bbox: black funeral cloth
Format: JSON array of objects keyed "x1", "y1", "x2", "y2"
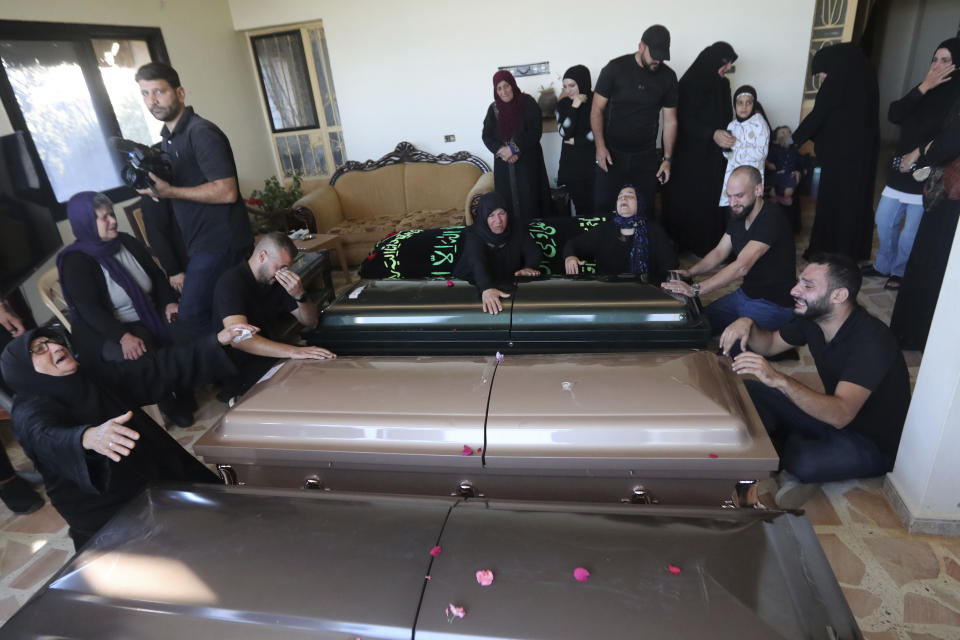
[
  {"x1": 793, "y1": 43, "x2": 879, "y2": 261},
  {"x1": 779, "y1": 307, "x2": 910, "y2": 457},
  {"x1": 358, "y1": 217, "x2": 613, "y2": 280},
  {"x1": 562, "y1": 219, "x2": 677, "y2": 283},
  {"x1": 1, "y1": 329, "x2": 227, "y2": 539},
  {"x1": 482, "y1": 94, "x2": 552, "y2": 222},
  {"x1": 726, "y1": 201, "x2": 796, "y2": 307},
  {"x1": 664, "y1": 42, "x2": 737, "y2": 256}
]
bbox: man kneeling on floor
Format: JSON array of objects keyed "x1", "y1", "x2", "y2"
[
  {"x1": 719, "y1": 252, "x2": 910, "y2": 509},
  {"x1": 212, "y1": 232, "x2": 335, "y2": 402}
]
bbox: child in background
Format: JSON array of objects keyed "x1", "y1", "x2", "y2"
[
  {"x1": 766, "y1": 126, "x2": 802, "y2": 206},
  {"x1": 719, "y1": 85, "x2": 770, "y2": 208}
]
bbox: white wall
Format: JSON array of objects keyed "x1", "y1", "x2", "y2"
[{"x1": 229, "y1": 0, "x2": 816, "y2": 182}]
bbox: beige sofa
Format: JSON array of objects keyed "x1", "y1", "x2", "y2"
[{"x1": 293, "y1": 142, "x2": 492, "y2": 266}]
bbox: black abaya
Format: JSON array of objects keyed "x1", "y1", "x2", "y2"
[
  {"x1": 483, "y1": 94, "x2": 552, "y2": 223},
  {"x1": 890, "y1": 114, "x2": 960, "y2": 350},
  {"x1": 1, "y1": 330, "x2": 229, "y2": 547},
  {"x1": 664, "y1": 42, "x2": 737, "y2": 256},
  {"x1": 793, "y1": 43, "x2": 879, "y2": 261}
]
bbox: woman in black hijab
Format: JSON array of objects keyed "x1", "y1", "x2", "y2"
[
  {"x1": 482, "y1": 70, "x2": 552, "y2": 223},
  {"x1": 864, "y1": 38, "x2": 960, "y2": 289},
  {"x1": 453, "y1": 192, "x2": 542, "y2": 314},
  {"x1": 664, "y1": 41, "x2": 738, "y2": 256},
  {"x1": 793, "y1": 42, "x2": 880, "y2": 262},
  {"x1": 0, "y1": 322, "x2": 254, "y2": 549},
  {"x1": 557, "y1": 64, "x2": 596, "y2": 215}
]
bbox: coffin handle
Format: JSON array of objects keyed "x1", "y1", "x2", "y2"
[
  {"x1": 216, "y1": 465, "x2": 239, "y2": 486},
  {"x1": 723, "y1": 480, "x2": 760, "y2": 508},
  {"x1": 621, "y1": 486, "x2": 658, "y2": 505}
]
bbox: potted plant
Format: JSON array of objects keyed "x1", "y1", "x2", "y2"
[{"x1": 245, "y1": 174, "x2": 303, "y2": 234}]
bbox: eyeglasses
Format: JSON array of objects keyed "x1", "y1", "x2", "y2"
[{"x1": 29, "y1": 337, "x2": 63, "y2": 355}]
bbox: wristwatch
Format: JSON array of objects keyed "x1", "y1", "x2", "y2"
[
  {"x1": 294, "y1": 293, "x2": 307, "y2": 303},
  {"x1": 691, "y1": 283, "x2": 701, "y2": 296},
  {"x1": 662, "y1": 156, "x2": 672, "y2": 162}
]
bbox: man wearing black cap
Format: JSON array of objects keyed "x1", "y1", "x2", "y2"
[{"x1": 591, "y1": 24, "x2": 678, "y2": 214}]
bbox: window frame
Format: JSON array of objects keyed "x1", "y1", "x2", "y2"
[
  {"x1": 0, "y1": 19, "x2": 169, "y2": 212},
  {"x1": 250, "y1": 29, "x2": 321, "y2": 134}
]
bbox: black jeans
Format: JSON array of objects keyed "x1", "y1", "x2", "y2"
[
  {"x1": 593, "y1": 148, "x2": 659, "y2": 215},
  {"x1": 745, "y1": 379, "x2": 894, "y2": 483}
]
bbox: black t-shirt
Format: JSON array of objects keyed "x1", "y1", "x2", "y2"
[
  {"x1": 212, "y1": 262, "x2": 298, "y2": 338},
  {"x1": 594, "y1": 53, "x2": 679, "y2": 153},
  {"x1": 160, "y1": 107, "x2": 253, "y2": 256},
  {"x1": 727, "y1": 201, "x2": 796, "y2": 307},
  {"x1": 778, "y1": 306, "x2": 911, "y2": 456}
]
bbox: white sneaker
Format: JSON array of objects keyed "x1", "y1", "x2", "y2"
[{"x1": 774, "y1": 471, "x2": 820, "y2": 510}]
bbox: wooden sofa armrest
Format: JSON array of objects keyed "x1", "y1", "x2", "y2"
[
  {"x1": 464, "y1": 172, "x2": 495, "y2": 226},
  {"x1": 294, "y1": 184, "x2": 345, "y2": 233}
]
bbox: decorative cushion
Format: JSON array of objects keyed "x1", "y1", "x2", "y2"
[{"x1": 359, "y1": 217, "x2": 609, "y2": 280}]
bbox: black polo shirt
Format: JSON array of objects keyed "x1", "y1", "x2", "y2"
[
  {"x1": 212, "y1": 262, "x2": 298, "y2": 339},
  {"x1": 778, "y1": 306, "x2": 911, "y2": 456},
  {"x1": 727, "y1": 201, "x2": 796, "y2": 307},
  {"x1": 594, "y1": 53, "x2": 679, "y2": 154},
  {"x1": 160, "y1": 106, "x2": 253, "y2": 256}
]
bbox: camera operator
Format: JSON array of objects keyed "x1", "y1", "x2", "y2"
[{"x1": 134, "y1": 62, "x2": 253, "y2": 336}]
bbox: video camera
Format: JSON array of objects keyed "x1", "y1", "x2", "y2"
[{"x1": 109, "y1": 137, "x2": 172, "y2": 191}]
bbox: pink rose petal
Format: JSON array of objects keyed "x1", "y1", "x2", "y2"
[
  {"x1": 475, "y1": 569, "x2": 494, "y2": 586},
  {"x1": 446, "y1": 280, "x2": 455, "y2": 287},
  {"x1": 668, "y1": 564, "x2": 681, "y2": 575},
  {"x1": 446, "y1": 603, "x2": 466, "y2": 620},
  {"x1": 495, "y1": 351, "x2": 504, "y2": 362},
  {"x1": 573, "y1": 567, "x2": 590, "y2": 582},
  {"x1": 429, "y1": 545, "x2": 442, "y2": 557},
  {"x1": 461, "y1": 445, "x2": 474, "y2": 456},
  {"x1": 708, "y1": 453, "x2": 719, "y2": 459}
]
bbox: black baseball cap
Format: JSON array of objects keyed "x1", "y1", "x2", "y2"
[{"x1": 642, "y1": 24, "x2": 671, "y2": 61}]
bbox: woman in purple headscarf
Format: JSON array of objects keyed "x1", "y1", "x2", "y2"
[
  {"x1": 57, "y1": 192, "x2": 192, "y2": 426},
  {"x1": 482, "y1": 70, "x2": 551, "y2": 223}
]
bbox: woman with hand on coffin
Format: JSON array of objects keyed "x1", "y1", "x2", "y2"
[
  {"x1": 0, "y1": 321, "x2": 256, "y2": 550},
  {"x1": 57, "y1": 192, "x2": 194, "y2": 428},
  {"x1": 556, "y1": 64, "x2": 596, "y2": 215},
  {"x1": 563, "y1": 184, "x2": 677, "y2": 283},
  {"x1": 453, "y1": 192, "x2": 542, "y2": 315},
  {"x1": 482, "y1": 70, "x2": 551, "y2": 223},
  {"x1": 663, "y1": 41, "x2": 738, "y2": 257},
  {"x1": 792, "y1": 42, "x2": 879, "y2": 262}
]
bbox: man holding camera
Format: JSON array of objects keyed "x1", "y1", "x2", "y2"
[{"x1": 135, "y1": 61, "x2": 253, "y2": 336}]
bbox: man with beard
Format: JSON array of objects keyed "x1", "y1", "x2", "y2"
[
  {"x1": 135, "y1": 62, "x2": 253, "y2": 336},
  {"x1": 661, "y1": 166, "x2": 795, "y2": 335},
  {"x1": 212, "y1": 232, "x2": 335, "y2": 401},
  {"x1": 718, "y1": 253, "x2": 911, "y2": 508},
  {"x1": 591, "y1": 24, "x2": 678, "y2": 213}
]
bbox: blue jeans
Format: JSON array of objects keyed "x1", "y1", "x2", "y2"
[
  {"x1": 176, "y1": 251, "x2": 245, "y2": 337},
  {"x1": 873, "y1": 194, "x2": 923, "y2": 277},
  {"x1": 704, "y1": 288, "x2": 794, "y2": 335},
  {"x1": 745, "y1": 380, "x2": 894, "y2": 482}
]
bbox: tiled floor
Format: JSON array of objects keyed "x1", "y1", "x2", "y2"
[{"x1": 0, "y1": 199, "x2": 957, "y2": 637}]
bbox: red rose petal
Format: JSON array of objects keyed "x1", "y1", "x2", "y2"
[
  {"x1": 573, "y1": 567, "x2": 590, "y2": 582},
  {"x1": 446, "y1": 603, "x2": 466, "y2": 619},
  {"x1": 429, "y1": 545, "x2": 442, "y2": 557},
  {"x1": 708, "y1": 453, "x2": 719, "y2": 458},
  {"x1": 668, "y1": 564, "x2": 681, "y2": 575},
  {"x1": 446, "y1": 280, "x2": 455, "y2": 287},
  {"x1": 461, "y1": 445, "x2": 474, "y2": 456}
]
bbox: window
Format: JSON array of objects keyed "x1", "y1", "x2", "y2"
[
  {"x1": 248, "y1": 21, "x2": 345, "y2": 180},
  {"x1": 0, "y1": 20, "x2": 168, "y2": 210}
]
